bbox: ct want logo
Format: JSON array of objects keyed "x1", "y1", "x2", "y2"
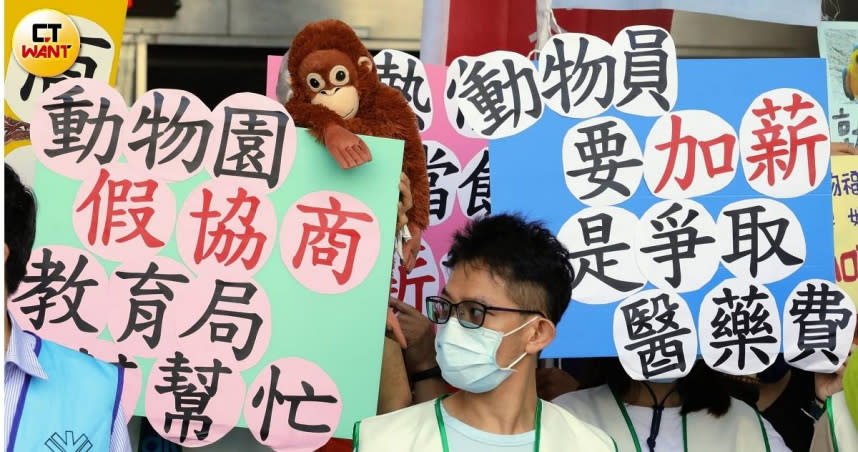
[
  {"x1": 44, "y1": 431, "x2": 92, "y2": 452},
  {"x1": 13, "y1": 9, "x2": 81, "y2": 77}
]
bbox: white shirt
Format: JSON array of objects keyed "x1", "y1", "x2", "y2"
[{"x1": 624, "y1": 404, "x2": 791, "y2": 452}]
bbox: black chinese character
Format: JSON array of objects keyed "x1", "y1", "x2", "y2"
[
  {"x1": 841, "y1": 171, "x2": 858, "y2": 196},
  {"x1": 541, "y1": 36, "x2": 615, "y2": 114},
  {"x1": 12, "y1": 248, "x2": 98, "y2": 333},
  {"x1": 788, "y1": 282, "x2": 852, "y2": 365},
  {"x1": 214, "y1": 108, "x2": 289, "y2": 188},
  {"x1": 621, "y1": 293, "x2": 692, "y2": 378},
  {"x1": 709, "y1": 285, "x2": 777, "y2": 370},
  {"x1": 569, "y1": 213, "x2": 643, "y2": 293},
  {"x1": 832, "y1": 108, "x2": 852, "y2": 143},
  {"x1": 639, "y1": 202, "x2": 716, "y2": 288},
  {"x1": 721, "y1": 205, "x2": 804, "y2": 278},
  {"x1": 180, "y1": 280, "x2": 262, "y2": 362},
  {"x1": 617, "y1": 29, "x2": 671, "y2": 111},
  {"x1": 565, "y1": 119, "x2": 641, "y2": 199},
  {"x1": 42, "y1": 84, "x2": 122, "y2": 165},
  {"x1": 459, "y1": 150, "x2": 491, "y2": 218},
  {"x1": 425, "y1": 144, "x2": 460, "y2": 222},
  {"x1": 128, "y1": 92, "x2": 212, "y2": 173},
  {"x1": 154, "y1": 351, "x2": 233, "y2": 443},
  {"x1": 452, "y1": 58, "x2": 541, "y2": 136},
  {"x1": 250, "y1": 365, "x2": 338, "y2": 440},
  {"x1": 832, "y1": 174, "x2": 842, "y2": 197},
  {"x1": 115, "y1": 262, "x2": 190, "y2": 349},
  {"x1": 376, "y1": 52, "x2": 431, "y2": 129}
]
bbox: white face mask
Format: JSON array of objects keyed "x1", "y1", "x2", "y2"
[{"x1": 435, "y1": 316, "x2": 538, "y2": 393}]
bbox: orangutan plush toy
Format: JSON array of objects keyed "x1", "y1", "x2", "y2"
[{"x1": 285, "y1": 19, "x2": 429, "y2": 274}]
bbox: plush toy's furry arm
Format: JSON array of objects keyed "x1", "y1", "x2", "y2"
[{"x1": 344, "y1": 87, "x2": 430, "y2": 231}]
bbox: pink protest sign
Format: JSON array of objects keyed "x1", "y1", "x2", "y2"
[
  {"x1": 172, "y1": 276, "x2": 272, "y2": 371},
  {"x1": 204, "y1": 92, "x2": 297, "y2": 194},
  {"x1": 266, "y1": 55, "x2": 283, "y2": 101},
  {"x1": 244, "y1": 357, "x2": 343, "y2": 452},
  {"x1": 145, "y1": 350, "x2": 246, "y2": 446},
  {"x1": 280, "y1": 191, "x2": 381, "y2": 294},
  {"x1": 9, "y1": 245, "x2": 110, "y2": 344},
  {"x1": 107, "y1": 256, "x2": 196, "y2": 359},
  {"x1": 120, "y1": 89, "x2": 213, "y2": 182},
  {"x1": 72, "y1": 164, "x2": 176, "y2": 262},
  {"x1": 176, "y1": 179, "x2": 278, "y2": 278},
  {"x1": 29, "y1": 77, "x2": 126, "y2": 180}
]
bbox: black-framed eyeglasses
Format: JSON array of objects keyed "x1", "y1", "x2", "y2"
[{"x1": 425, "y1": 296, "x2": 545, "y2": 329}]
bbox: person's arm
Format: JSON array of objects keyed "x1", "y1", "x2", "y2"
[
  {"x1": 109, "y1": 408, "x2": 132, "y2": 452},
  {"x1": 377, "y1": 336, "x2": 412, "y2": 414},
  {"x1": 390, "y1": 299, "x2": 447, "y2": 403}
]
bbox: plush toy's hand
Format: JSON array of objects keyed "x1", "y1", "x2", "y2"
[
  {"x1": 397, "y1": 172, "x2": 413, "y2": 232},
  {"x1": 402, "y1": 225, "x2": 422, "y2": 273},
  {"x1": 322, "y1": 124, "x2": 372, "y2": 169}
]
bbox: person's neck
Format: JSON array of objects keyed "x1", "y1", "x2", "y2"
[
  {"x1": 624, "y1": 381, "x2": 681, "y2": 408},
  {"x1": 443, "y1": 366, "x2": 538, "y2": 435}
]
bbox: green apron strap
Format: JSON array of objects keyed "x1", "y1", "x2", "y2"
[
  {"x1": 609, "y1": 387, "x2": 643, "y2": 452},
  {"x1": 827, "y1": 396, "x2": 841, "y2": 452},
  {"x1": 435, "y1": 396, "x2": 451, "y2": 452},
  {"x1": 754, "y1": 411, "x2": 771, "y2": 452}
]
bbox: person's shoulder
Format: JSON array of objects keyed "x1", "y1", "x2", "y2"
[
  {"x1": 541, "y1": 399, "x2": 616, "y2": 449},
  {"x1": 360, "y1": 399, "x2": 437, "y2": 428},
  {"x1": 552, "y1": 384, "x2": 607, "y2": 409},
  {"x1": 39, "y1": 337, "x2": 117, "y2": 374},
  {"x1": 354, "y1": 399, "x2": 439, "y2": 451}
]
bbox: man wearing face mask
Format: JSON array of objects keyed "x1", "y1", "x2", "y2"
[{"x1": 353, "y1": 214, "x2": 615, "y2": 451}]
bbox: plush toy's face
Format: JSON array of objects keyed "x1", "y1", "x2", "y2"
[{"x1": 298, "y1": 49, "x2": 372, "y2": 120}]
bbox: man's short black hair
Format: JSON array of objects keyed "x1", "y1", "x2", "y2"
[
  {"x1": 444, "y1": 213, "x2": 574, "y2": 324},
  {"x1": 5, "y1": 164, "x2": 37, "y2": 295}
]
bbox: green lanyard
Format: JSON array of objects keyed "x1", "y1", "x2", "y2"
[
  {"x1": 609, "y1": 387, "x2": 689, "y2": 452},
  {"x1": 433, "y1": 395, "x2": 542, "y2": 452}
]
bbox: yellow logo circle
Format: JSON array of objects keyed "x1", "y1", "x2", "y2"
[{"x1": 12, "y1": 9, "x2": 81, "y2": 78}]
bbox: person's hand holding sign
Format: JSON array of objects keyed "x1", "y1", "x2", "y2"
[{"x1": 832, "y1": 142, "x2": 858, "y2": 156}]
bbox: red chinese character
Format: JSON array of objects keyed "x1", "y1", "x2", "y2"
[
  {"x1": 835, "y1": 246, "x2": 858, "y2": 284},
  {"x1": 746, "y1": 93, "x2": 827, "y2": 187},
  {"x1": 76, "y1": 168, "x2": 164, "y2": 247},
  {"x1": 191, "y1": 187, "x2": 266, "y2": 270},
  {"x1": 654, "y1": 114, "x2": 736, "y2": 193},
  {"x1": 292, "y1": 197, "x2": 373, "y2": 286},
  {"x1": 390, "y1": 245, "x2": 436, "y2": 313}
]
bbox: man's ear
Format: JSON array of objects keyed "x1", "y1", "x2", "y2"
[
  {"x1": 4, "y1": 244, "x2": 8, "y2": 263},
  {"x1": 357, "y1": 56, "x2": 373, "y2": 72},
  {"x1": 525, "y1": 318, "x2": 556, "y2": 355}
]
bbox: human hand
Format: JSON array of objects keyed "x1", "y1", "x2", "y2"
[
  {"x1": 401, "y1": 226, "x2": 422, "y2": 273},
  {"x1": 397, "y1": 172, "x2": 413, "y2": 232},
  {"x1": 389, "y1": 298, "x2": 437, "y2": 375},
  {"x1": 832, "y1": 142, "x2": 858, "y2": 156}
]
